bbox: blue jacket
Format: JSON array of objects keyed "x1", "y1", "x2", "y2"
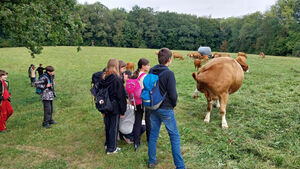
[{"x1": 149, "y1": 65, "x2": 177, "y2": 109}]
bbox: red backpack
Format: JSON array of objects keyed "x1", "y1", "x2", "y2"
[{"x1": 125, "y1": 73, "x2": 146, "y2": 108}]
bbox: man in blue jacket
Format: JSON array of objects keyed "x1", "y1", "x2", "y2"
[{"x1": 147, "y1": 48, "x2": 186, "y2": 169}]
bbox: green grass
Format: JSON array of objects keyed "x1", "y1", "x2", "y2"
[{"x1": 0, "y1": 46, "x2": 299, "y2": 169}]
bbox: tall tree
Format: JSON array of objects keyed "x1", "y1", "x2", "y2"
[{"x1": 0, "y1": 0, "x2": 83, "y2": 57}]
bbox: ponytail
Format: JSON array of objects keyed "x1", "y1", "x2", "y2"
[
  {"x1": 131, "y1": 58, "x2": 149, "y2": 79},
  {"x1": 131, "y1": 68, "x2": 140, "y2": 79}
]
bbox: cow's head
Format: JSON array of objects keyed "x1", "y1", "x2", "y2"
[{"x1": 236, "y1": 57, "x2": 249, "y2": 72}]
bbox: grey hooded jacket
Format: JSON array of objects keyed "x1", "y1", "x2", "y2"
[{"x1": 34, "y1": 73, "x2": 56, "y2": 100}]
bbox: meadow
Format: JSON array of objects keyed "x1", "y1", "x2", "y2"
[{"x1": 0, "y1": 46, "x2": 299, "y2": 169}]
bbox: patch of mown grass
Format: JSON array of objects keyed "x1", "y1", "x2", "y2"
[{"x1": 0, "y1": 47, "x2": 299, "y2": 168}]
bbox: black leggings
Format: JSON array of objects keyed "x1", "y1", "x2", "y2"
[{"x1": 133, "y1": 104, "x2": 151, "y2": 145}]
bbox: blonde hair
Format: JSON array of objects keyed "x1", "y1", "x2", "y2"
[{"x1": 103, "y1": 58, "x2": 120, "y2": 79}]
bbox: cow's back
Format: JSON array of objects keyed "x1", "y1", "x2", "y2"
[{"x1": 197, "y1": 57, "x2": 244, "y2": 94}]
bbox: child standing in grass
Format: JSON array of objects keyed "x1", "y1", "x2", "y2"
[
  {"x1": 130, "y1": 58, "x2": 151, "y2": 150},
  {"x1": 36, "y1": 64, "x2": 45, "y2": 78},
  {"x1": 0, "y1": 70, "x2": 14, "y2": 133},
  {"x1": 30, "y1": 65, "x2": 37, "y2": 87},
  {"x1": 147, "y1": 48, "x2": 186, "y2": 169},
  {"x1": 97, "y1": 59, "x2": 127, "y2": 154},
  {"x1": 34, "y1": 66, "x2": 56, "y2": 128}
]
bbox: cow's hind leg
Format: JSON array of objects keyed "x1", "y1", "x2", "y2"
[
  {"x1": 219, "y1": 93, "x2": 229, "y2": 128},
  {"x1": 204, "y1": 98, "x2": 213, "y2": 123}
]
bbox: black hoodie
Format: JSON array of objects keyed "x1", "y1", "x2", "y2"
[
  {"x1": 97, "y1": 72, "x2": 127, "y2": 115},
  {"x1": 149, "y1": 65, "x2": 177, "y2": 109}
]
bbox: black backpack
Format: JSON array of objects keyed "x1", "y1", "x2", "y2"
[{"x1": 90, "y1": 82, "x2": 113, "y2": 114}]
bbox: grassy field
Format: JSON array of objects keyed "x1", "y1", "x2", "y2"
[{"x1": 0, "y1": 46, "x2": 299, "y2": 169}]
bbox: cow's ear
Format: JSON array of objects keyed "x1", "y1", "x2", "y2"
[{"x1": 192, "y1": 72, "x2": 198, "y2": 81}]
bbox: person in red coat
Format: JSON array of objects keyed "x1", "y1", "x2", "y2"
[{"x1": 0, "y1": 70, "x2": 13, "y2": 132}]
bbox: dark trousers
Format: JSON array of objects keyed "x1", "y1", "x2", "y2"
[
  {"x1": 42, "y1": 100, "x2": 54, "y2": 126},
  {"x1": 133, "y1": 105, "x2": 151, "y2": 145},
  {"x1": 104, "y1": 113, "x2": 120, "y2": 152}
]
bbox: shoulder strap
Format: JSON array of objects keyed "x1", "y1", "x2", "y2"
[
  {"x1": 137, "y1": 72, "x2": 147, "y2": 80},
  {"x1": 44, "y1": 74, "x2": 51, "y2": 84}
]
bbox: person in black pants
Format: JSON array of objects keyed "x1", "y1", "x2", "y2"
[
  {"x1": 36, "y1": 64, "x2": 45, "y2": 78},
  {"x1": 34, "y1": 66, "x2": 56, "y2": 128},
  {"x1": 130, "y1": 58, "x2": 151, "y2": 151},
  {"x1": 96, "y1": 59, "x2": 127, "y2": 154}
]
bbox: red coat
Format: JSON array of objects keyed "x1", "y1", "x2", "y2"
[{"x1": 0, "y1": 80, "x2": 13, "y2": 131}]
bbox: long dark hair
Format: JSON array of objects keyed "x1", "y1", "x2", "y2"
[{"x1": 131, "y1": 58, "x2": 149, "y2": 79}]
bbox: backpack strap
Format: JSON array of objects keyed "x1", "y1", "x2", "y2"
[
  {"x1": 137, "y1": 72, "x2": 147, "y2": 80},
  {"x1": 44, "y1": 74, "x2": 51, "y2": 84}
]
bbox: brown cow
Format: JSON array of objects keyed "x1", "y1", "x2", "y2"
[
  {"x1": 194, "y1": 59, "x2": 202, "y2": 70},
  {"x1": 126, "y1": 62, "x2": 135, "y2": 72},
  {"x1": 260, "y1": 52, "x2": 265, "y2": 58},
  {"x1": 187, "y1": 53, "x2": 193, "y2": 58},
  {"x1": 192, "y1": 57, "x2": 245, "y2": 128},
  {"x1": 192, "y1": 52, "x2": 201, "y2": 59},
  {"x1": 200, "y1": 55, "x2": 209, "y2": 62},
  {"x1": 155, "y1": 51, "x2": 159, "y2": 55},
  {"x1": 173, "y1": 52, "x2": 184, "y2": 60},
  {"x1": 214, "y1": 52, "x2": 230, "y2": 58}
]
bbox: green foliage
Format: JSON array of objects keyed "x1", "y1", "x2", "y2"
[
  {"x1": 293, "y1": 41, "x2": 300, "y2": 56},
  {"x1": 0, "y1": 0, "x2": 83, "y2": 57},
  {"x1": 1, "y1": 0, "x2": 300, "y2": 57}
]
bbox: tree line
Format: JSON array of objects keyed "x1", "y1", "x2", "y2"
[{"x1": 0, "y1": 0, "x2": 299, "y2": 57}]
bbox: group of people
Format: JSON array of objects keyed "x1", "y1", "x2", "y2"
[
  {"x1": 1, "y1": 47, "x2": 186, "y2": 168},
  {"x1": 92, "y1": 48, "x2": 186, "y2": 168},
  {"x1": 28, "y1": 64, "x2": 45, "y2": 86}
]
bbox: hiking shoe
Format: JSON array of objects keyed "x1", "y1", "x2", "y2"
[
  {"x1": 50, "y1": 121, "x2": 57, "y2": 125},
  {"x1": 106, "y1": 147, "x2": 121, "y2": 154},
  {"x1": 148, "y1": 160, "x2": 158, "y2": 168},
  {"x1": 42, "y1": 124, "x2": 51, "y2": 128},
  {"x1": 134, "y1": 144, "x2": 140, "y2": 151}
]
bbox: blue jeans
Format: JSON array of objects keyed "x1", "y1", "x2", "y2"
[{"x1": 148, "y1": 109, "x2": 185, "y2": 169}]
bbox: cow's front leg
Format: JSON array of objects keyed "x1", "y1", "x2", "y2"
[{"x1": 204, "y1": 99, "x2": 213, "y2": 123}]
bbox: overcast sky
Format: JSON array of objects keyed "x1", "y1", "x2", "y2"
[{"x1": 77, "y1": 0, "x2": 277, "y2": 18}]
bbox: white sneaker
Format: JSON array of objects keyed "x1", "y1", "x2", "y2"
[{"x1": 106, "y1": 147, "x2": 121, "y2": 154}]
